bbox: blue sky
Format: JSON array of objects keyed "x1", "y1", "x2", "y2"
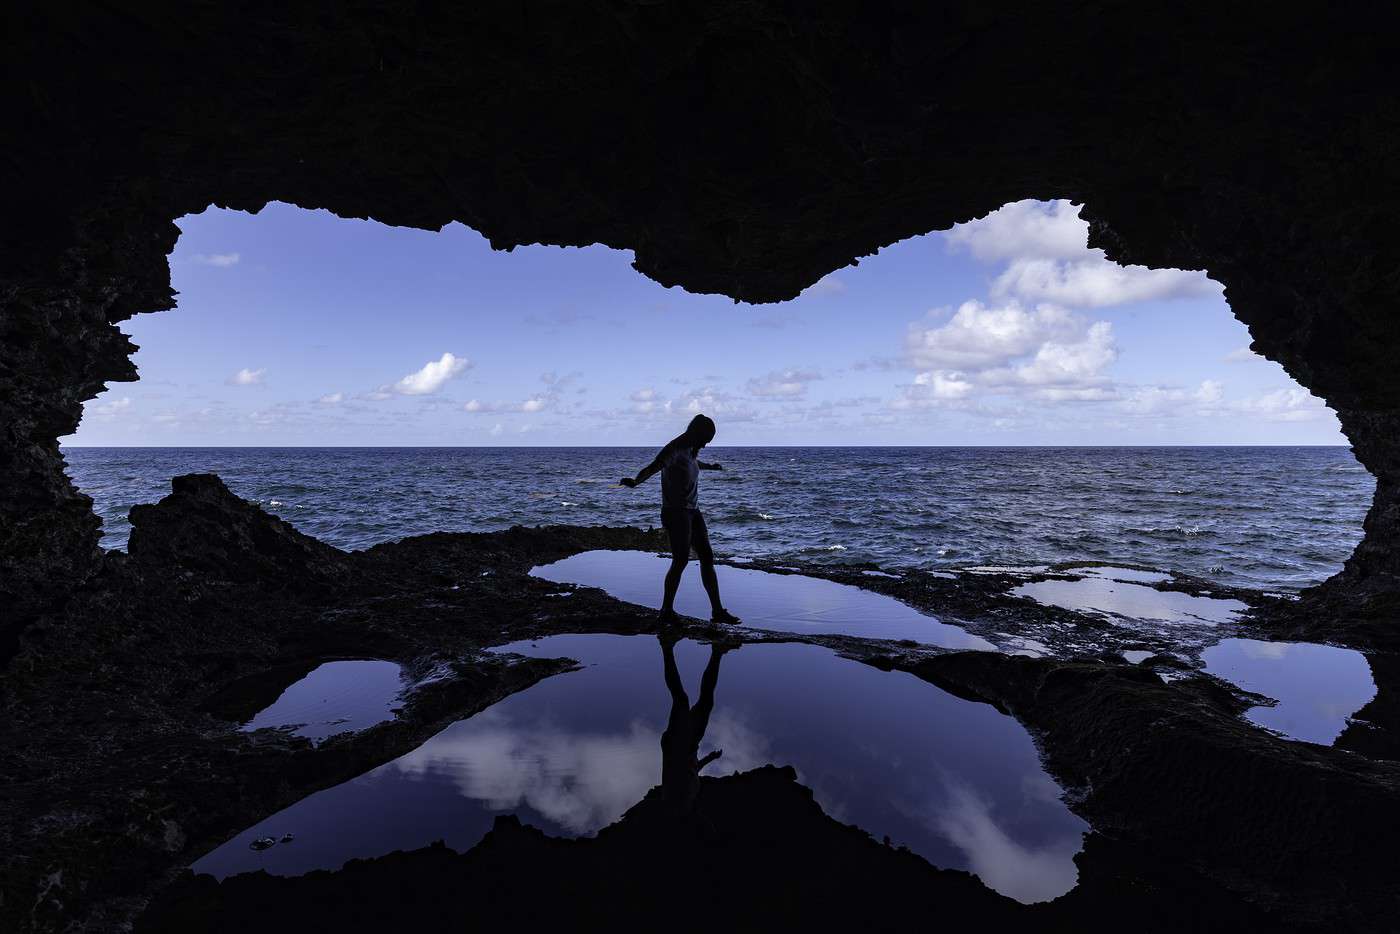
[{"x1": 66, "y1": 199, "x2": 1346, "y2": 446}]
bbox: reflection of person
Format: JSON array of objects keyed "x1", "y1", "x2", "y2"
[
  {"x1": 658, "y1": 634, "x2": 736, "y2": 814},
  {"x1": 620, "y1": 413, "x2": 740, "y2": 625}
]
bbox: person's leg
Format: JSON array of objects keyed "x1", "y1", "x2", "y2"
[
  {"x1": 690, "y1": 643, "x2": 725, "y2": 738},
  {"x1": 660, "y1": 636, "x2": 689, "y2": 710},
  {"x1": 661, "y1": 509, "x2": 691, "y2": 615},
  {"x1": 690, "y1": 511, "x2": 725, "y2": 616}
]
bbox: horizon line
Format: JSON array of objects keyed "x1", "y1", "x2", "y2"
[{"x1": 60, "y1": 442, "x2": 1355, "y2": 449}]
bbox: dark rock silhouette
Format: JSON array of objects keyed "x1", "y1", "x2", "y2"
[
  {"x1": 0, "y1": 475, "x2": 665, "y2": 931},
  {"x1": 127, "y1": 474, "x2": 352, "y2": 586},
  {"x1": 138, "y1": 767, "x2": 1027, "y2": 933},
  {"x1": 2, "y1": 475, "x2": 1397, "y2": 930},
  {"x1": 4, "y1": 5, "x2": 1400, "y2": 648},
  {"x1": 137, "y1": 766, "x2": 1301, "y2": 933},
  {"x1": 5, "y1": 6, "x2": 1400, "y2": 929}
]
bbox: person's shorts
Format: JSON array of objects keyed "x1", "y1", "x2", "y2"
[{"x1": 661, "y1": 507, "x2": 711, "y2": 560}]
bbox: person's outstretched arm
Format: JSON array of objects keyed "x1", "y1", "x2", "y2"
[
  {"x1": 621, "y1": 447, "x2": 669, "y2": 487},
  {"x1": 697, "y1": 460, "x2": 724, "y2": 471}
]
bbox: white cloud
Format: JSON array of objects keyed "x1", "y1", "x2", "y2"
[
  {"x1": 391, "y1": 352, "x2": 470, "y2": 395},
  {"x1": 933, "y1": 781, "x2": 1082, "y2": 904},
  {"x1": 906, "y1": 301, "x2": 1084, "y2": 371},
  {"x1": 801, "y1": 273, "x2": 847, "y2": 297},
  {"x1": 746, "y1": 369, "x2": 822, "y2": 399},
  {"x1": 1001, "y1": 320, "x2": 1118, "y2": 389},
  {"x1": 945, "y1": 199, "x2": 1090, "y2": 262},
  {"x1": 1115, "y1": 381, "x2": 1333, "y2": 424},
  {"x1": 317, "y1": 392, "x2": 344, "y2": 405},
  {"x1": 912, "y1": 370, "x2": 973, "y2": 400},
  {"x1": 89, "y1": 396, "x2": 132, "y2": 419},
  {"x1": 465, "y1": 395, "x2": 549, "y2": 414},
  {"x1": 1233, "y1": 387, "x2": 1329, "y2": 422},
  {"x1": 464, "y1": 372, "x2": 574, "y2": 415},
  {"x1": 680, "y1": 386, "x2": 756, "y2": 422},
  {"x1": 1120, "y1": 380, "x2": 1224, "y2": 416},
  {"x1": 901, "y1": 301, "x2": 1118, "y2": 405},
  {"x1": 624, "y1": 388, "x2": 672, "y2": 415},
  {"x1": 1224, "y1": 344, "x2": 1261, "y2": 363},
  {"x1": 228, "y1": 367, "x2": 266, "y2": 386},
  {"x1": 1197, "y1": 379, "x2": 1225, "y2": 403},
  {"x1": 991, "y1": 257, "x2": 1217, "y2": 308},
  {"x1": 946, "y1": 200, "x2": 1218, "y2": 309},
  {"x1": 191, "y1": 252, "x2": 241, "y2": 267},
  {"x1": 490, "y1": 423, "x2": 504, "y2": 436}
]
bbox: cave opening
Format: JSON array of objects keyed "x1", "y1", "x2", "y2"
[
  {"x1": 11, "y1": 7, "x2": 1400, "y2": 929},
  {"x1": 60, "y1": 199, "x2": 1368, "y2": 593}
]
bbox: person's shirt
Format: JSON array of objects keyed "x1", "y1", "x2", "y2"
[{"x1": 659, "y1": 444, "x2": 700, "y2": 510}]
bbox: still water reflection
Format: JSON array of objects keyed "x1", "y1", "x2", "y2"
[
  {"x1": 240, "y1": 660, "x2": 404, "y2": 744},
  {"x1": 1202, "y1": 638, "x2": 1377, "y2": 745},
  {"x1": 197, "y1": 635, "x2": 1084, "y2": 903},
  {"x1": 532, "y1": 550, "x2": 995, "y2": 650},
  {"x1": 1012, "y1": 576, "x2": 1245, "y2": 625}
]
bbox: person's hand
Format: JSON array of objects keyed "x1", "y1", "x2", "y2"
[
  {"x1": 710, "y1": 462, "x2": 724, "y2": 470},
  {"x1": 620, "y1": 477, "x2": 638, "y2": 488}
]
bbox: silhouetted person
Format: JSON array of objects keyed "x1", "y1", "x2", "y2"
[
  {"x1": 658, "y1": 633, "x2": 735, "y2": 814},
  {"x1": 621, "y1": 413, "x2": 740, "y2": 625}
]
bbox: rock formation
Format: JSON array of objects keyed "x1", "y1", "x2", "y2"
[
  {"x1": 4, "y1": 4, "x2": 1400, "y2": 646},
  {"x1": 6, "y1": 5, "x2": 1400, "y2": 931}
]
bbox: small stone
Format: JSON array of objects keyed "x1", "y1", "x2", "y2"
[
  {"x1": 279, "y1": 833, "x2": 295, "y2": 844},
  {"x1": 249, "y1": 836, "x2": 276, "y2": 851}
]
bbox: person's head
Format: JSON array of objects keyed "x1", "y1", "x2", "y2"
[{"x1": 684, "y1": 413, "x2": 716, "y2": 451}]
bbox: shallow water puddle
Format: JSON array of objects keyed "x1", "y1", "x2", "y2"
[
  {"x1": 240, "y1": 660, "x2": 404, "y2": 743},
  {"x1": 1202, "y1": 639, "x2": 1376, "y2": 745},
  {"x1": 1012, "y1": 576, "x2": 1245, "y2": 625},
  {"x1": 197, "y1": 636, "x2": 1086, "y2": 903},
  {"x1": 531, "y1": 550, "x2": 994, "y2": 650},
  {"x1": 1075, "y1": 566, "x2": 1172, "y2": 585}
]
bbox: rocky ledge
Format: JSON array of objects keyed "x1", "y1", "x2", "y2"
[{"x1": 2, "y1": 474, "x2": 1398, "y2": 932}]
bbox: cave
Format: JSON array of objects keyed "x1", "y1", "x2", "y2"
[{"x1": 5, "y1": 4, "x2": 1400, "y2": 931}]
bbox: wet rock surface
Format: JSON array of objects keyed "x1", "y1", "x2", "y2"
[
  {"x1": 0, "y1": 477, "x2": 668, "y2": 931},
  {"x1": 2, "y1": 475, "x2": 1398, "y2": 931}
]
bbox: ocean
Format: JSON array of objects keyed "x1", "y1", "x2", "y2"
[{"x1": 62, "y1": 446, "x2": 1372, "y2": 592}]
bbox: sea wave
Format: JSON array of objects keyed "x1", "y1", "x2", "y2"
[{"x1": 62, "y1": 446, "x2": 1372, "y2": 591}]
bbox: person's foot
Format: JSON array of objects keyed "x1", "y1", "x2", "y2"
[
  {"x1": 710, "y1": 608, "x2": 741, "y2": 626},
  {"x1": 658, "y1": 608, "x2": 681, "y2": 627}
]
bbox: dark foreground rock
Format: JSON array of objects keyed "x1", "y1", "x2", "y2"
[
  {"x1": 0, "y1": 477, "x2": 669, "y2": 931},
  {"x1": 4, "y1": 475, "x2": 1399, "y2": 932},
  {"x1": 137, "y1": 764, "x2": 1298, "y2": 934},
  {"x1": 139, "y1": 766, "x2": 1022, "y2": 933}
]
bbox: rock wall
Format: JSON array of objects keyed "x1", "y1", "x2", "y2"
[{"x1": 4, "y1": 3, "x2": 1399, "y2": 641}]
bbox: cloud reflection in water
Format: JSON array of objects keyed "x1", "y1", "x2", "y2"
[{"x1": 392, "y1": 708, "x2": 774, "y2": 835}]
